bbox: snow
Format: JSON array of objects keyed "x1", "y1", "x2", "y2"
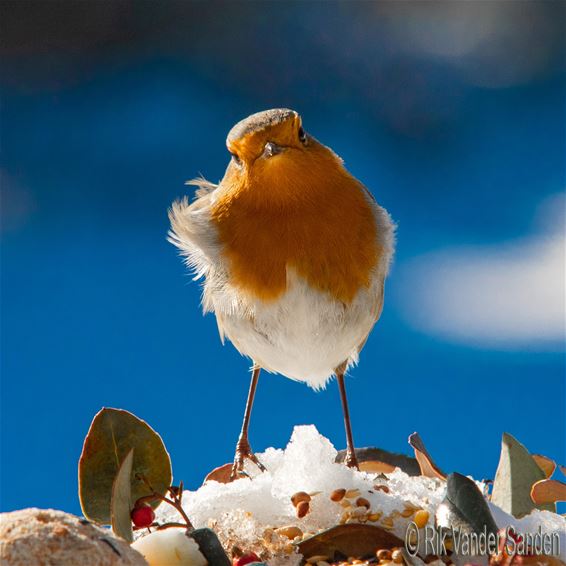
[
  {"x1": 489, "y1": 504, "x2": 566, "y2": 561},
  {"x1": 154, "y1": 425, "x2": 565, "y2": 563},
  {"x1": 157, "y1": 426, "x2": 445, "y2": 539}
]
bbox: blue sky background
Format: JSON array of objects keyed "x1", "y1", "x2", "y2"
[{"x1": 1, "y1": 2, "x2": 564, "y2": 515}]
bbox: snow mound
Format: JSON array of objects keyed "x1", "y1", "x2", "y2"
[{"x1": 155, "y1": 425, "x2": 565, "y2": 563}]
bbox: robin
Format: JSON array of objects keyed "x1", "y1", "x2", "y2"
[{"x1": 169, "y1": 108, "x2": 394, "y2": 478}]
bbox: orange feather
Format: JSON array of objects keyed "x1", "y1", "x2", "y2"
[{"x1": 211, "y1": 116, "x2": 381, "y2": 304}]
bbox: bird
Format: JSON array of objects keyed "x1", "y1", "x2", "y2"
[{"x1": 169, "y1": 108, "x2": 394, "y2": 478}]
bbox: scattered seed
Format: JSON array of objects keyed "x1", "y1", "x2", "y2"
[
  {"x1": 414, "y1": 509, "x2": 429, "y2": 529},
  {"x1": 374, "y1": 485, "x2": 390, "y2": 493},
  {"x1": 296, "y1": 500, "x2": 310, "y2": 518},
  {"x1": 306, "y1": 556, "x2": 330, "y2": 564},
  {"x1": 381, "y1": 516, "x2": 394, "y2": 529},
  {"x1": 391, "y1": 549, "x2": 403, "y2": 564},
  {"x1": 356, "y1": 497, "x2": 371, "y2": 510},
  {"x1": 330, "y1": 488, "x2": 347, "y2": 502},
  {"x1": 368, "y1": 512, "x2": 382, "y2": 522},
  {"x1": 276, "y1": 525, "x2": 303, "y2": 539},
  {"x1": 262, "y1": 528, "x2": 275, "y2": 542},
  {"x1": 351, "y1": 506, "x2": 367, "y2": 518},
  {"x1": 377, "y1": 550, "x2": 392, "y2": 561},
  {"x1": 340, "y1": 499, "x2": 353, "y2": 509},
  {"x1": 345, "y1": 488, "x2": 360, "y2": 498},
  {"x1": 340, "y1": 511, "x2": 351, "y2": 524},
  {"x1": 400, "y1": 507, "x2": 414, "y2": 518},
  {"x1": 291, "y1": 491, "x2": 311, "y2": 507},
  {"x1": 231, "y1": 545, "x2": 243, "y2": 558}
]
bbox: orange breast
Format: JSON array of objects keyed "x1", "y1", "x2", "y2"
[{"x1": 211, "y1": 146, "x2": 381, "y2": 304}]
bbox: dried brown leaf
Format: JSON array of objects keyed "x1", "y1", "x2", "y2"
[
  {"x1": 359, "y1": 460, "x2": 396, "y2": 474},
  {"x1": 204, "y1": 463, "x2": 234, "y2": 484},
  {"x1": 531, "y1": 478, "x2": 566, "y2": 505},
  {"x1": 297, "y1": 524, "x2": 405, "y2": 561},
  {"x1": 532, "y1": 454, "x2": 556, "y2": 479},
  {"x1": 408, "y1": 433, "x2": 446, "y2": 480}
]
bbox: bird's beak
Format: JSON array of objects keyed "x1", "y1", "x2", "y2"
[{"x1": 263, "y1": 142, "x2": 284, "y2": 158}]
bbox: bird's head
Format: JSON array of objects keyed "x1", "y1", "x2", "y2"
[{"x1": 220, "y1": 108, "x2": 346, "y2": 207}]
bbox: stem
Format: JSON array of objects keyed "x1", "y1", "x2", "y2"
[
  {"x1": 152, "y1": 493, "x2": 194, "y2": 530},
  {"x1": 155, "y1": 522, "x2": 189, "y2": 531},
  {"x1": 135, "y1": 475, "x2": 193, "y2": 530}
]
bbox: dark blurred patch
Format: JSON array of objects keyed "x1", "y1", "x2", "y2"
[
  {"x1": 2, "y1": 1, "x2": 564, "y2": 137},
  {"x1": 2, "y1": 0, "x2": 132, "y2": 55}
]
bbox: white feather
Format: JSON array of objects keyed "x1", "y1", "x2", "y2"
[{"x1": 169, "y1": 182, "x2": 395, "y2": 389}]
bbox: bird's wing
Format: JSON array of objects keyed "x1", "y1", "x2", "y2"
[
  {"x1": 355, "y1": 184, "x2": 395, "y2": 355},
  {"x1": 357, "y1": 278, "x2": 385, "y2": 355},
  {"x1": 168, "y1": 177, "x2": 221, "y2": 281}
]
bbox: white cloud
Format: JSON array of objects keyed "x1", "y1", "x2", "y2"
[{"x1": 396, "y1": 194, "x2": 565, "y2": 350}]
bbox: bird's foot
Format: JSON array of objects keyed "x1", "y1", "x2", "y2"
[
  {"x1": 230, "y1": 436, "x2": 266, "y2": 480},
  {"x1": 343, "y1": 449, "x2": 359, "y2": 470}
]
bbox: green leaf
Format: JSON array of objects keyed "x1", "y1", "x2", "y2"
[
  {"x1": 491, "y1": 432, "x2": 554, "y2": 518},
  {"x1": 436, "y1": 473, "x2": 498, "y2": 537},
  {"x1": 79, "y1": 408, "x2": 172, "y2": 524},
  {"x1": 111, "y1": 448, "x2": 134, "y2": 543}
]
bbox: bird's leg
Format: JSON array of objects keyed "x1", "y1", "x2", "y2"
[
  {"x1": 231, "y1": 365, "x2": 266, "y2": 479},
  {"x1": 336, "y1": 370, "x2": 359, "y2": 470}
]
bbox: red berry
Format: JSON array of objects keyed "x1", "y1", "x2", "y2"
[
  {"x1": 233, "y1": 552, "x2": 260, "y2": 566},
  {"x1": 507, "y1": 527, "x2": 523, "y2": 544},
  {"x1": 130, "y1": 504, "x2": 155, "y2": 528}
]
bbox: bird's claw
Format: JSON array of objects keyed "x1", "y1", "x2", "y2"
[
  {"x1": 230, "y1": 437, "x2": 266, "y2": 480},
  {"x1": 343, "y1": 449, "x2": 359, "y2": 470}
]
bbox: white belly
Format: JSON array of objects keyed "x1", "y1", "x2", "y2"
[{"x1": 211, "y1": 270, "x2": 381, "y2": 390}]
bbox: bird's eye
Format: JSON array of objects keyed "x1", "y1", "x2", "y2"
[
  {"x1": 230, "y1": 152, "x2": 242, "y2": 166},
  {"x1": 298, "y1": 126, "x2": 307, "y2": 145}
]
